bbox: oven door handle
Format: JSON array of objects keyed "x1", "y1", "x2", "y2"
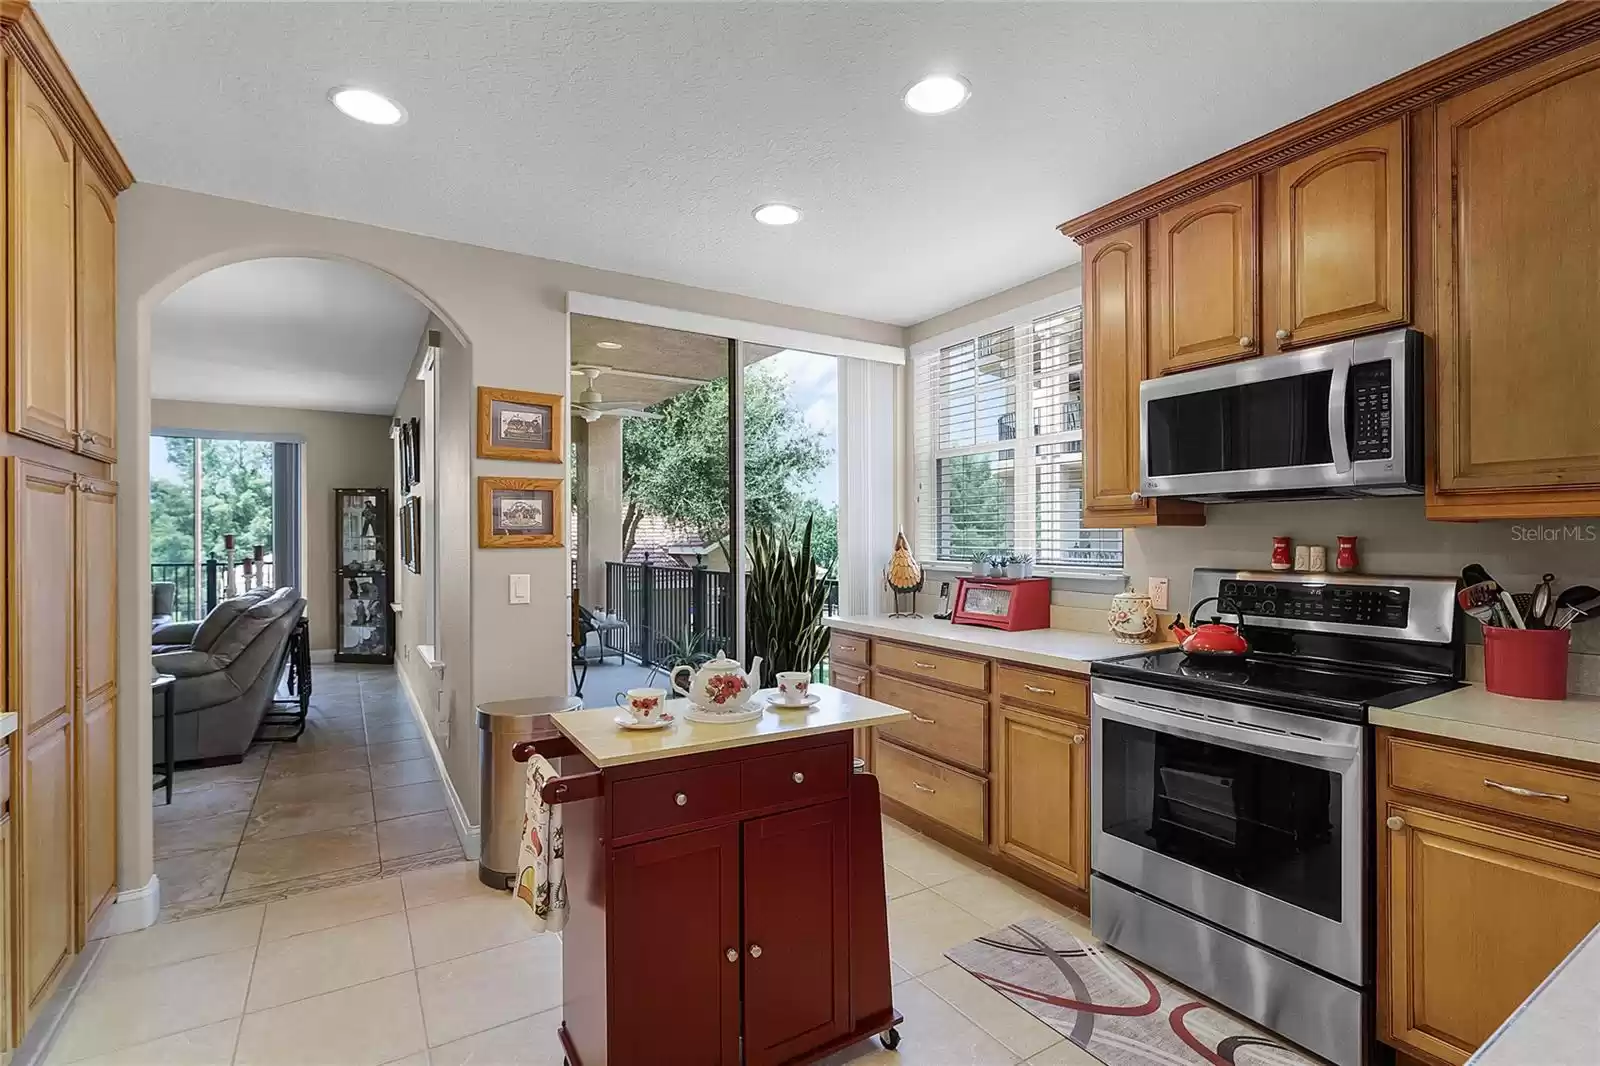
[{"x1": 1093, "y1": 693, "x2": 1360, "y2": 765}]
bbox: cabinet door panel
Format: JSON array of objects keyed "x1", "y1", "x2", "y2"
[
  {"x1": 610, "y1": 825, "x2": 740, "y2": 1066},
  {"x1": 743, "y1": 800, "x2": 850, "y2": 1066},
  {"x1": 20, "y1": 714, "x2": 72, "y2": 1018},
  {"x1": 1081, "y1": 223, "x2": 1146, "y2": 516},
  {"x1": 1275, "y1": 119, "x2": 1407, "y2": 347},
  {"x1": 0, "y1": 813, "x2": 12, "y2": 1053},
  {"x1": 77, "y1": 479, "x2": 118, "y2": 932},
  {"x1": 12, "y1": 462, "x2": 75, "y2": 738},
  {"x1": 1435, "y1": 39, "x2": 1600, "y2": 495},
  {"x1": 994, "y1": 705, "x2": 1088, "y2": 888},
  {"x1": 1381, "y1": 804, "x2": 1600, "y2": 1065},
  {"x1": 1151, "y1": 177, "x2": 1259, "y2": 374},
  {"x1": 75, "y1": 159, "x2": 116, "y2": 461},
  {"x1": 9, "y1": 63, "x2": 77, "y2": 450}
]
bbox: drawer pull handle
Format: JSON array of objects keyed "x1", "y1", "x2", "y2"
[
  {"x1": 749, "y1": 944, "x2": 763, "y2": 959},
  {"x1": 1484, "y1": 779, "x2": 1569, "y2": 802},
  {"x1": 792, "y1": 771, "x2": 805, "y2": 784},
  {"x1": 912, "y1": 781, "x2": 937, "y2": 794},
  {"x1": 1386, "y1": 815, "x2": 1405, "y2": 831},
  {"x1": 674, "y1": 792, "x2": 688, "y2": 807},
  {"x1": 1072, "y1": 733, "x2": 1085, "y2": 745},
  {"x1": 839, "y1": 643, "x2": 858, "y2": 652},
  {"x1": 1024, "y1": 684, "x2": 1055, "y2": 695},
  {"x1": 909, "y1": 713, "x2": 936, "y2": 725},
  {"x1": 726, "y1": 947, "x2": 738, "y2": 962},
  {"x1": 912, "y1": 661, "x2": 938, "y2": 670}
]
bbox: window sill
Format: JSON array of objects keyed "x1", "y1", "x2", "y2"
[{"x1": 922, "y1": 563, "x2": 1127, "y2": 589}]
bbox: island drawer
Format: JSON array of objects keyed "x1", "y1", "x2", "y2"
[
  {"x1": 829, "y1": 630, "x2": 870, "y2": 669},
  {"x1": 874, "y1": 641, "x2": 988, "y2": 694},
  {"x1": 611, "y1": 762, "x2": 742, "y2": 840},
  {"x1": 872, "y1": 673, "x2": 987, "y2": 773},
  {"x1": 995, "y1": 665, "x2": 1088, "y2": 719},
  {"x1": 874, "y1": 738, "x2": 987, "y2": 843},
  {"x1": 741, "y1": 743, "x2": 850, "y2": 811},
  {"x1": 1383, "y1": 732, "x2": 1600, "y2": 837}
]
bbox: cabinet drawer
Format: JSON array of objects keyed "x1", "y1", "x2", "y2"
[
  {"x1": 872, "y1": 673, "x2": 987, "y2": 773},
  {"x1": 612, "y1": 762, "x2": 742, "y2": 840},
  {"x1": 995, "y1": 665, "x2": 1087, "y2": 719},
  {"x1": 874, "y1": 739, "x2": 987, "y2": 843},
  {"x1": 874, "y1": 641, "x2": 988, "y2": 694},
  {"x1": 741, "y1": 743, "x2": 849, "y2": 811},
  {"x1": 829, "y1": 630, "x2": 870, "y2": 669},
  {"x1": 830, "y1": 662, "x2": 869, "y2": 697},
  {"x1": 1385, "y1": 733, "x2": 1600, "y2": 837}
]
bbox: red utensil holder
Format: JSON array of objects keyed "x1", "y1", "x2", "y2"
[{"x1": 1483, "y1": 626, "x2": 1570, "y2": 700}]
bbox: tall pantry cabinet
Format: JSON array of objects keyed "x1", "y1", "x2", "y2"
[{"x1": 0, "y1": 1, "x2": 134, "y2": 1048}]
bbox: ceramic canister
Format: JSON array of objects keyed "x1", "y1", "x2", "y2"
[{"x1": 1108, "y1": 592, "x2": 1158, "y2": 644}]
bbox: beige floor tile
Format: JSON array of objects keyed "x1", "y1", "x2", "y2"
[
  {"x1": 51, "y1": 948, "x2": 254, "y2": 1063},
  {"x1": 92, "y1": 905, "x2": 263, "y2": 980},
  {"x1": 154, "y1": 811, "x2": 250, "y2": 860},
  {"x1": 887, "y1": 889, "x2": 994, "y2": 977},
  {"x1": 309, "y1": 701, "x2": 366, "y2": 722},
  {"x1": 882, "y1": 832, "x2": 986, "y2": 888},
  {"x1": 380, "y1": 1054, "x2": 431, "y2": 1066},
  {"x1": 400, "y1": 861, "x2": 499, "y2": 910},
  {"x1": 172, "y1": 754, "x2": 269, "y2": 793},
  {"x1": 361, "y1": 704, "x2": 413, "y2": 725},
  {"x1": 290, "y1": 725, "x2": 369, "y2": 752},
  {"x1": 244, "y1": 792, "x2": 377, "y2": 843},
  {"x1": 1024, "y1": 1039, "x2": 1103, "y2": 1065},
  {"x1": 920, "y1": 963, "x2": 1065, "y2": 1059},
  {"x1": 370, "y1": 739, "x2": 431, "y2": 766},
  {"x1": 427, "y1": 1006, "x2": 564, "y2": 1066},
  {"x1": 816, "y1": 979, "x2": 1018, "y2": 1065},
  {"x1": 234, "y1": 971, "x2": 427, "y2": 1066},
  {"x1": 378, "y1": 811, "x2": 459, "y2": 862},
  {"x1": 932, "y1": 869, "x2": 1089, "y2": 933},
  {"x1": 881, "y1": 816, "x2": 915, "y2": 842},
  {"x1": 366, "y1": 720, "x2": 423, "y2": 744},
  {"x1": 375, "y1": 782, "x2": 448, "y2": 822},
  {"x1": 246, "y1": 912, "x2": 415, "y2": 1011},
  {"x1": 154, "y1": 781, "x2": 259, "y2": 825},
  {"x1": 154, "y1": 846, "x2": 238, "y2": 906},
  {"x1": 891, "y1": 960, "x2": 915, "y2": 985},
  {"x1": 49, "y1": 1018, "x2": 242, "y2": 1066},
  {"x1": 262, "y1": 877, "x2": 406, "y2": 941},
  {"x1": 407, "y1": 893, "x2": 535, "y2": 967},
  {"x1": 417, "y1": 935, "x2": 561, "y2": 1047},
  {"x1": 256, "y1": 766, "x2": 373, "y2": 803},
  {"x1": 373, "y1": 758, "x2": 440, "y2": 789},
  {"x1": 265, "y1": 745, "x2": 371, "y2": 778},
  {"x1": 228, "y1": 824, "x2": 380, "y2": 892},
  {"x1": 884, "y1": 863, "x2": 922, "y2": 899}
]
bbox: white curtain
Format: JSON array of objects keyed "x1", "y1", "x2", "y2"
[{"x1": 837, "y1": 357, "x2": 901, "y2": 616}]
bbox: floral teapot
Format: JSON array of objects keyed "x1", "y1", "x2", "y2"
[{"x1": 671, "y1": 652, "x2": 764, "y2": 711}]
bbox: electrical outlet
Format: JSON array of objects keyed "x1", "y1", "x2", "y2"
[
  {"x1": 509, "y1": 573, "x2": 532, "y2": 604},
  {"x1": 1148, "y1": 577, "x2": 1170, "y2": 611}
]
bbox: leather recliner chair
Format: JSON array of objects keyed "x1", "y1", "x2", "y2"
[{"x1": 152, "y1": 587, "x2": 306, "y2": 764}]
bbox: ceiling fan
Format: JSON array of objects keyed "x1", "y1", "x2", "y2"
[{"x1": 569, "y1": 364, "x2": 697, "y2": 422}]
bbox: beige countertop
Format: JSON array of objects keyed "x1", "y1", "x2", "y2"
[
  {"x1": 1371, "y1": 685, "x2": 1600, "y2": 765},
  {"x1": 556, "y1": 684, "x2": 908, "y2": 769},
  {"x1": 0, "y1": 712, "x2": 14, "y2": 742},
  {"x1": 1469, "y1": 921, "x2": 1600, "y2": 1066},
  {"x1": 828, "y1": 614, "x2": 1168, "y2": 673}
]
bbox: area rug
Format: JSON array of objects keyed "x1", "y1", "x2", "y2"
[{"x1": 945, "y1": 916, "x2": 1322, "y2": 1066}]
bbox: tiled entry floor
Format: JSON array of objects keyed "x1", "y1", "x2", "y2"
[
  {"x1": 155, "y1": 666, "x2": 465, "y2": 920},
  {"x1": 49, "y1": 816, "x2": 1101, "y2": 1065}
]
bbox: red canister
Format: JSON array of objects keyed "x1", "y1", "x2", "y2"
[
  {"x1": 1336, "y1": 536, "x2": 1359, "y2": 572},
  {"x1": 1483, "y1": 625, "x2": 1570, "y2": 701},
  {"x1": 1271, "y1": 536, "x2": 1293, "y2": 571}
]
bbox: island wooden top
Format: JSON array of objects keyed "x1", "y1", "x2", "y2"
[{"x1": 553, "y1": 684, "x2": 908, "y2": 769}]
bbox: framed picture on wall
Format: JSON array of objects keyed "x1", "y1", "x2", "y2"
[
  {"x1": 478, "y1": 476, "x2": 563, "y2": 548},
  {"x1": 406, "y1": 498, "x2": 423, "y2": 573},
  {"x1": 477, "y1": 387, "x2": 562, "y2": 462}
]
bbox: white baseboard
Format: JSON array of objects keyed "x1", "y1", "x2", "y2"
[
  {"x1": 310, "y1": 648, "x2": 335, "y2": 664},
  {"x1": 396, "y1": 665, "x2": 480, "y2": 861},
  {"x1": 88, "y1": 874, "x2": 160, "y2": 940}
]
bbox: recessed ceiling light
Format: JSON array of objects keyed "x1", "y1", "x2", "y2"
[
  {"x1": 903, "y1": 74, "x2": 970, "y2": 115},
  {"x1": 596, "y1": 341, "x2": 623, "y2": 350},
  {"x1": 329, "y1": 87, "x2": 406, "y2": 126},
  {"x1": 753, "y1": 203, "x2": 802, "y2": 226}
]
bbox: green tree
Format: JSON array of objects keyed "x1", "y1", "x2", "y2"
[
  {"x1": 807, "y1": 503, "x2": 837, "y2": 570},
  {"x1": 149, "y1": 436, "x2": 196, "y2": 564},
  {"x1": 148, "y1": 435, "x2": 275, "y2": 563},
  {"x1": 941, "y1": 452, "x2": 1012, "y2": 560}
]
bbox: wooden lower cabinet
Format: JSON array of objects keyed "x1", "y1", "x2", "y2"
[
  {"x1": 0, "y1": 808, "x2": 11, "y2": 1054},
  {"x1": 830, "y1": 663, "x2": 874, "y2": 768},
  {"x1": 874, "y1": 737, "x2": 987, "y2": 844},
  {"x1": 993, "y1": 705, "x2": 1089, "y2": 889},
  {"x1": 19, "y1": 712, "x2": 72, "y2": 1022},
  {"x1": 76, "y1": 476, "x2": 118, "y2": 936}
]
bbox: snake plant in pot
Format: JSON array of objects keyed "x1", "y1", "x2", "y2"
[{"x1": 746, "y1": 516, "x2": 833, "y2": 688}]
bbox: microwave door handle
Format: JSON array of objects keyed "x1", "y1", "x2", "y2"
[
  {"x1": 1092, "y1": 693, "x2": 1360, "y2": 765},
  {"x1": 1328, "y1": 356, "x2": 1352, "y2": 474}
]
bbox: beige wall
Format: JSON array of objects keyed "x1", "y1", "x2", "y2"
[{"x1": 150, "y1": 399, "x2": 394, "y2": 652}]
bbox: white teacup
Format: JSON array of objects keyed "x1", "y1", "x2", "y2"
[
  {"x1": 616, "y1": 687, "x2": 668, "y2": 724},
  {"x1": 775, "y1": 672, "x2": 812, "y2": 705}
]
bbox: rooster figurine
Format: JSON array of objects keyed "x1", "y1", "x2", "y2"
[{"x1": 884, "y1": 530, "x2": 924, "y2": 617}]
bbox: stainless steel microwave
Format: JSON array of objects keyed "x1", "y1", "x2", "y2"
[{"x1": 1139, "y1": 328, "x2": 1423, "y2": 502}]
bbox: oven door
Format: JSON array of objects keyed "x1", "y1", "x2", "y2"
[{"x1": 1091, "y1": 678, "x2": 1366, "y2": 985}]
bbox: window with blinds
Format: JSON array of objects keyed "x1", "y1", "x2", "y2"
[{"x1": 913, "y1": 305, "x2": 1123, "y2": 573}]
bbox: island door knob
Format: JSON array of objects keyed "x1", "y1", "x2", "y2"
[
  {"x1": 792, "y1": 771, "x2": 805, "y2": 784},
  {"x1": 726, "y1": 948, "x2": 738, "y2": 963},
  {"x1": 1276, "y1": 329, "x2": 1291, "y2": 341},
  {"x1": 1386, "y1": 815, "x2": 1406, "y2": 832},
  {"x1": 674, "y1": 792, "x2": 687, "y2": 807},
  {"x1": 748, "y1": 944, "x2": 763, "y2": 959}
]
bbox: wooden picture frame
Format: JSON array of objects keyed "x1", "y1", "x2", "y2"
[
  {"x1": 478, "y1": 476, "x2": 564, "y2": 548},
  {"x1": 478, "y1": 387, "x2": 563, "y2": 462}
]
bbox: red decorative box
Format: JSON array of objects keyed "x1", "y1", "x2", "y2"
[{"x1": 950, "y1": 577, "x2": 1051, "y2": 631}]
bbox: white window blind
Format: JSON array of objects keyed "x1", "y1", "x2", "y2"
[{"x1": 913, "y1": 306, "x2": 1123, "y2": 573}]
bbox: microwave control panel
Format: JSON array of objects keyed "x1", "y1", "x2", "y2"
[
  {"x1": 1218, "y1": 579, "x2": 1410, "y2": 628},
  {"x1": 1350, "y1": 361, "x2": 1392, "y2": 461}
]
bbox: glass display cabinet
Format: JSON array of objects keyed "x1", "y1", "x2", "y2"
[{"x1": 334, "y1": 487, "x2": 393, "y2": 663}]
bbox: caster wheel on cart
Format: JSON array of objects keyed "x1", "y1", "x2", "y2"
[{"x1": 879, "y1": 1027, "x2": 902, "y2": 1051}]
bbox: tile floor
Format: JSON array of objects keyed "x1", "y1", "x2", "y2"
[
  {"x1": 154, "y1": 667, "x2": 465, "y2": 920},
  {"x1": 54, "y1": 814, "x2": 1101, "y2": 1066}
]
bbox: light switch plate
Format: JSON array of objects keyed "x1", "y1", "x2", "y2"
[
  {"x1": 509, "y1": 573, "x2": 532, "y2": 604},
  {"x1": 1148, "y1": 577, "x2": 1170, "y2": 611}
]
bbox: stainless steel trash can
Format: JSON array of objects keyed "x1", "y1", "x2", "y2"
[{"x1": 476, "y1": 696, "x2": 580, "y2": 890}]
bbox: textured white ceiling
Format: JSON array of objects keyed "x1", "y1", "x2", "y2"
[
  {"x1": 43, "y1": 2, "x2": 1544, "y2": 326},
  {"x1": 152, "y1": 257, "x2": 431, "y2": 414}
]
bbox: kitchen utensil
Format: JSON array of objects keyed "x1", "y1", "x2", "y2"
[
  {"x1": 1554, "y1": 584, "x2": 1600, "y2": 615},
  {"x1": 1532, "y1": 573, "x2": 1558, "y2": 627},
  {"x1": 1463, "y1": 563, "x2": 1525, "y2": 629},
  {"x1": 1169, "y1": 597, "x2": 1250, "y2": 659},
  {"x1": 1462, "y1": 563, "x2": 1495, "y2": 588},
  {"x1": 1458, "y1": 582, "x2": 1503, "y2": 627},
  {"x1": 1556, "y1": 592, "x2": 1600, "y2": 630},
  {"x1": 1499, "y1": 589, "x2": 1526, "y2": 629},
  {"x1": 1511, "y1": 592, "x2": 1538, "y2": 628}
]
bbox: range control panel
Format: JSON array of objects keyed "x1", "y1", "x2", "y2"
[{"x1": 1218, "y1": 579, "x2": 1411, "y2": 628}]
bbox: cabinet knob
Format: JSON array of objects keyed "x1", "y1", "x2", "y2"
[
  {"x1": 674, "y1": 792, "x2": 688, "y2": 807},
  {"x1": 1275, "y1": 329, "x2": 1291, "y2": 341},
  {"x1": 726, "y1": 948, "x2": 738, "y2": 963},
  {"x1": 1386, "y1": 815, "x2": 1405, "y2": 832},
  {"x1": 1239, "y1": 335, "x2": 1254, "y2": 348},
  {"x1": 1130, "y1": 491, "x2": 1143, "y2": 503},
  {"x1": 748, "y1": 944, "x2": 763, "y2": 959},
  {"x1": 1072, "y1": 733, "x2": 1086, "y2": 745},
  {"x1": 792, "y1": 771, "x2": 805, "y2": 784}
]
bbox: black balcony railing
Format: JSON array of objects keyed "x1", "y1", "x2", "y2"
[{"x1": 151, "y1": 556, "x2": 278, "y2": 621}]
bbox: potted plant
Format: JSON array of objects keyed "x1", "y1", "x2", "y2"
[
  {"x1": 745, "y1": 516, "x2": 834, "y2": 688},
  {"x1": 1005, "y1": 552, "x2": 1034, "y2": 579},
  {"x1": 970, "y1": 550, "x2": 991, "y2": 578}
]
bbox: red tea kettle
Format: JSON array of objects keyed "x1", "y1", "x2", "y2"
[{"x1": 1169, "y1": 597, "x2": 1250, "y2": 659}]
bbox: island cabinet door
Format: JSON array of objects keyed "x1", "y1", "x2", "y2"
[
  {"x1": 742, "y1": 799, "x2": 851, "y2": 1066},
  {"x1": 610, "y1": 824, "x2": 741, "y2": 1066}
]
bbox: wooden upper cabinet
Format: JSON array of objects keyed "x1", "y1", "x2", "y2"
[
  {"x1": 1150, "y1": 176, "x2": 1259, "y2": 374},
  {"x1": 1272, "y1": 119, "x2": 1408, "y2": 348},
  {"x1": 76, "y1": 477, "x2": 118, "y2": 935},
  {"x1": 1433, "y1": 38, "x2": 1600, "y2": 505},
  {"x1": 75, "y1": 158, "x2": 116, "y2": 462},
  {"x1": 9, "y1": 62, "x2": 78, "y2": 451}
]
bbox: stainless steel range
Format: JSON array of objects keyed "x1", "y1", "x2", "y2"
[{"x1": 1089, "y1": 569, "x2": 1462, "y2": 1066}]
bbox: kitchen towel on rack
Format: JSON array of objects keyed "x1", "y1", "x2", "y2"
[{"x1": 514, "y1": 753, "x2": 568, "y2": 933}]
